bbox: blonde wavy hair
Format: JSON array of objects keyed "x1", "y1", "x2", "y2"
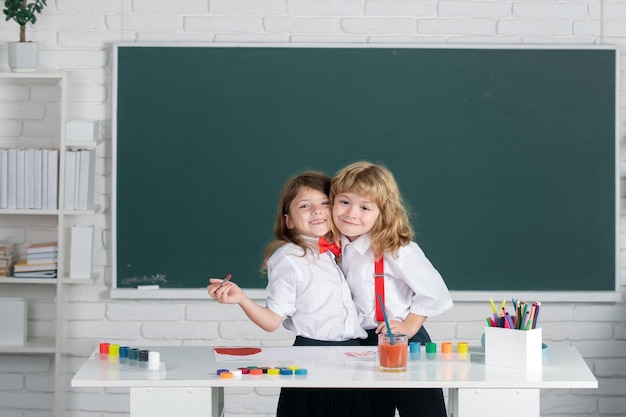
[{"x1": 330, "y1": 161, "x2": 414, "y2": 257}]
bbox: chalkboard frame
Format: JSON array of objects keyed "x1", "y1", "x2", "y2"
[{"x1": 111, "y1": 43, "x2": 620, "y2": 301}]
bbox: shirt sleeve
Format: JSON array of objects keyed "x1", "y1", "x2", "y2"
[
  {"x1": 393, "y1": 242, "x2": 454, "y2": 317},
  {"x1": 265, "y1": 250, "x2": 300, "y2": 318}
]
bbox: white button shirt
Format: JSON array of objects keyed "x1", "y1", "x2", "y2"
[
  {"x1": 339, "y1": 234, "x2": 453, "y2": 330},
  {"x1": 265, "y1": 236, "x2": 367, "y2": 341}
]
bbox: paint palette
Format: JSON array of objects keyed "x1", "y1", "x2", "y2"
[{"x1": 216, "y1": 365, "x2": 307, "y2": 378}]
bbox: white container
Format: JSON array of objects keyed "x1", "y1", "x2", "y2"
[
  {"x1": 69, "y1": 225, "x2": 94, "y2": 279},
  {"x1": 0, "y1": 298, "x2": 27, "y2": 345},
  {"x1": 66, "y1": 120, "x2": 101, "y2": 142},
  {"x1": 484, "y1": 327, "x2": 542, "y2": 370},
  {"x1": 7, "y1": 42, "x2": 39, "y2": 72}
]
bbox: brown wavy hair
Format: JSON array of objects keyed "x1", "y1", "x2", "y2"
[
  {"x1": 261, "y1": 171, "x2": 336, "y2": 271},
  {"x1": 330, "y1": 161, "x2": 414, "y2": 258}
]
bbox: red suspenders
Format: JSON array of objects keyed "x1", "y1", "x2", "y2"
[{"x1": 374, "y1": 256, "x2": 385, "y2": 322}]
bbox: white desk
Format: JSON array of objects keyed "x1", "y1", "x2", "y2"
[{"x1": 71, "y1": 345, "x2": 597, "y2": 417}]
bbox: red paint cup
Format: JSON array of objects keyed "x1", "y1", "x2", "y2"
[{"x1": 378, "y1": 333, "x2": 408, "y2": 372}]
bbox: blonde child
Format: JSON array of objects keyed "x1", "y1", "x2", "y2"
[
  {"x1": 208, "y1": 171, "x2": 370, "y2": 417},
  {"x1": 330, "y1": 161, "x2": 453, "y2": 417}
]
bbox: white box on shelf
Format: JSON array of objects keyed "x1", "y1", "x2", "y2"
[
  {"x1": 66, "y1": 120, "x2": 101, "y2": 142},
  {"x1": 484, "y1": 327, "x2": 542, "y2": 370},
  {"x1": 0, "y1": 298, "x2": 27, "y2": 346},
  {"x1": 69, "y1": 225, "x2": 94, "y2": 279}
]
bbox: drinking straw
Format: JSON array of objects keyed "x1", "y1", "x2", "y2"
[{"x1": 377, "y1": 294, "x2": 394, "y2": 345}]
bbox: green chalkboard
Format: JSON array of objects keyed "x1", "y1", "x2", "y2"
[{"x1": 114, "y1": 45, "x2": 617, "y2": 292}]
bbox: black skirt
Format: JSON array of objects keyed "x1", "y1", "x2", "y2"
[
  {"x1": 359, "y1": 328, "x2": 447, "y2": 417},
  {"x1": 276, "y1": 336, "x2": 373, "y2": 417}
]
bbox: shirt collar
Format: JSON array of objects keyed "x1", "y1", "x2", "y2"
[
  {"x1": 340, "y1": 234, "x2": 371, "y2": 255},
  {"x1": 301, "y1": 235, "x2": 322, "y2": 254},
  {"x1": 301, "y1": 235, "x2": 318, "y2": 243}
]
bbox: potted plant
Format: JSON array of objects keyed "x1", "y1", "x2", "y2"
[{"x1": 3, "y1": 0, "x2": 48, "y2": 71}]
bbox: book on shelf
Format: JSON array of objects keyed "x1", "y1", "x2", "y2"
[
  {"x1": 7, "y1": 148, "x2": 17, "y2": 209},
  {"x1": 0, "y1": 263, "x2": 14, "y2": 277},
  {"x1": 25, "y1": 256, "x2": 58, "y2": 265},
  {"x1": 47, "y1": 148, "x2": 59, "y2": 210},
  {"x1": 24, "y1": 148, "x2": 34, "y2": 209},
  {"x1": 13, "y1": 259, "x2": 57, "y2": 272},
  {"x1": 33, "y1": 148, "x2": 43, "y2": 209},
  {"x1": 0, "y1": 240, "x2": 14, "y2": 277},
  {"x1": 0, "y1": 149, "x2": 7, "y2": 209},
  {"x1": 27, "y1": 241, "x2": 58, "y2": 254},
  {"x1": 0, "y1": 147, "x2": 60, "y2": 211},
  {"x1": 41, "y1": 149, "x2": 48, "y2": 209},
  {"x1": 13, "y1": 270, "x2": 57, "y2": 279},
  {"x1": 26, "y1": 251, "x2": 58, "y2": 260},
  {"x1": 16, "y1": 148, "x2": 25, "y2": 209},
  {"x1": 64, "y1": 149, "x2": 77, "y2": 210},
  {"x1": 0, "y1": 264, "x2": 13, "y2": 273},
  {"x1": 26, "y1": 252, "x2": 59, "y2": 265},
  {"x1": 26, "y1": 250, "x2": 58, "y2": 259},
  {"x1": 63, "y1": 148, "x2": 96, "y2": 211}
]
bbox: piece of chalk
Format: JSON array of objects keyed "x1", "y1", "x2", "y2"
[{"x1": 137, "y1": 285, "x2": 160, "y2": 290}]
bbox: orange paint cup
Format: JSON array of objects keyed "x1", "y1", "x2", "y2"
[{"x1": 378, "y1": 333, "x2": 408, "y2": 372}]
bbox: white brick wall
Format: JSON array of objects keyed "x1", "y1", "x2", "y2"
[{"x1": 1, "y1": 1, "x2": 625, "y2": 416}]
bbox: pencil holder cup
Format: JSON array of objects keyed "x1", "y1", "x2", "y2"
[{"x1": 484, "y1": 327, "x2": 542, "y2": 370}]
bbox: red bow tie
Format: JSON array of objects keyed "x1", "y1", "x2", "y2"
[{"x1": 318, "y1": 237, "x2": 341, "y2": 256}]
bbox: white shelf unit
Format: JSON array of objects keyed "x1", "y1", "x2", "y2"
[{"x1": 0, "y1": 72, "x2": 97, "y2": 417}]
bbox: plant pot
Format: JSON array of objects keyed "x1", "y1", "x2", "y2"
[{"x1": 7, "y1": 42, "x2": 39, "y2": 72}]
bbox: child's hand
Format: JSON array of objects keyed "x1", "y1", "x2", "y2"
[
  {"x1": 207, "y1": 278, "x2": 245, "y2": 304},
  {"x1": 375, "y1": 320, "x2": 419, "y2": 339}
]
